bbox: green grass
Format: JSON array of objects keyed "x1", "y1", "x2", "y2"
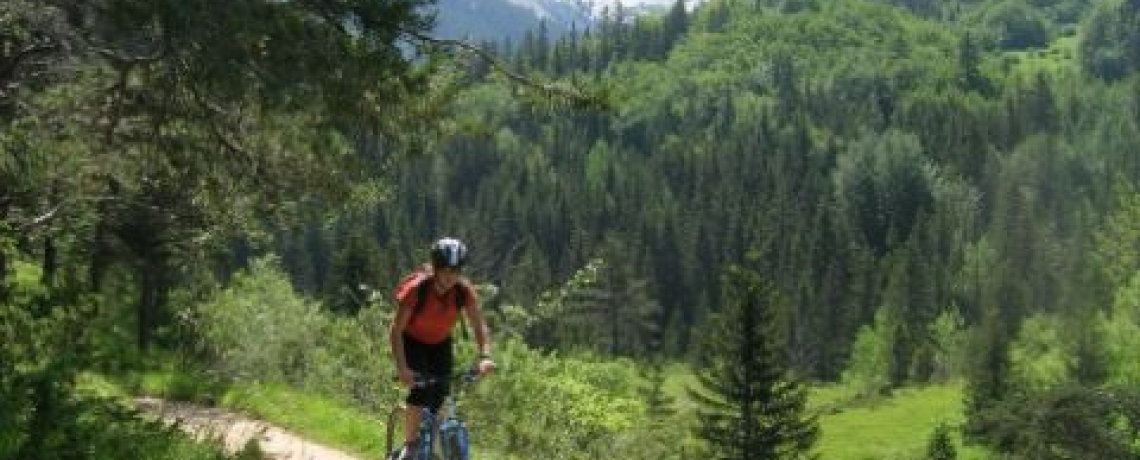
[
  {"x1": 118, "y1": 368, "x2": 392, "y2": 459},
  {"x1": 221, "y1": 382, "x2": 391, "y2": 459},
  {"x1": 1000, "y1": 34, "x2": 1080, "y2": 77},
  {"x1": 117, "y1": 368, "x2": 517, "y2": 460},
  {"x1": 815, "y1": 382, "x2": 990, "y2": 460},
  {"x1": 663, "y1": 367, "x2": 994, "y2": 460},
  {"x1": 122, "y1": 363, "x2": 995, "y2": 460},
  {"x1": 71, "y1": 373, "x2": 260, "y2": 460},
  {"x1": 224, "y1": 383, "x2": 524, "y2": 459}
]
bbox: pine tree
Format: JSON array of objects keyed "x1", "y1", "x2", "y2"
[
  {"x1": 663, "y1": 0, "x2": 689, "y2": 52},
  {"x1": 925, "y1": 423, "x2": 957, "y2": 460},
  {"x1": 956, "y1": 32, "x2": 990, "y2": 95},
  {"x1": 689, "y1": 264, "x2": 819, "y2": 459},
  {"x1": 642, "y1": 359, "x2": 677, "y2": 421}
]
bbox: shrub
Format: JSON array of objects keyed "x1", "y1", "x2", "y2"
[
  {"x1": 194, "y1": 257, "x2": 326, "y2": 384},
  {"x1": 191, "y1": 256, "x2": 396, "y2": 408},
  {"x1": 842, "y1": 307, "x2": 894, "y2": 398},
  {"x1": 463, "y1": 340, "x2": 644, "y2": 459},
  {"x1": 1009, "y1": 314, "x2": 1074, "y2": 391}
]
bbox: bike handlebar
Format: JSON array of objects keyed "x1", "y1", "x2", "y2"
[{"x1": 400, "y1": 365, "x2": 482, "y2": 389}]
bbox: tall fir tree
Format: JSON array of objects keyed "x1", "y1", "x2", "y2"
[{"x1": 689, "y1": 263, "x2": 819, "y2": 460}]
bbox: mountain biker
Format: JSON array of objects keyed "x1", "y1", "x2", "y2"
[{"x1": 390, "y1": 237, "x2": 496, "y2": 459}]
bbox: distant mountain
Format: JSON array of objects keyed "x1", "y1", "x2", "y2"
[
  {"x1": 587, "y1": 0, "x2": 700, "y2": 17},
  {"x1": 431, "y1": 0, "x2": 592, "y2": 43},
  {"x1": 431, "y1": 0, "x2": 698, "y2": 43}
]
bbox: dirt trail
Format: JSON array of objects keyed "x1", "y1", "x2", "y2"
[{"x1": 135, "y1": 397, "x2": 369, "y2": 460}]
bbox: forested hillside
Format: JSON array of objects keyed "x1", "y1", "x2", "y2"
[
  {"x1": 296, "y1": 0, "x2": 1140, "y2": 376},
  {"x1": 6, "y1": 0, "x2": 1140, "y2": 459}
]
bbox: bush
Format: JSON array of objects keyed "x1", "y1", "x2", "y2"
[
  {"x1": 842, "y1": 307, "x2": 894, "y2": 398},
  {"x1": 464, "y1": 340, "x2": 645, "y2": 459},
  {"x1": 1, "y1": 259, "x2": 240, "y2": 460},
  {"x1": 1103, "y1": 272, "x2": 1140, "y2": 385},
  {"x1": 925, "y1": 423, "x2": 957, "y2": 460},
  {"x1": 928, "y1": 307, "x2": 970, "y2": 382},
  {"x1": 977, "y1": 1, "x2": 1053, "y2": 50},
  {"x1": 1009, "y1": 314, "x2": 1074, "y2": 391},
  {"x1": 193, "y1": 257, "x2": 326, "y2": 384},
  {"x1": 191, "y1": 256, "x2": 396, "y2": 408},
  {"x1": 968, "y1": 386, "x2": 1140, "y2": 459}
]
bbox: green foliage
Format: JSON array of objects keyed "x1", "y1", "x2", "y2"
[
  {"x1": 689, "y1": 264, "x2": 818, "y2": 459},
  {"x1": 833, "y1": 130, "x2": 937, "y2": 257},
  {"x1": 962, "y1": 318, "x2": 1014, "y2": 444},
  {"x1": 814, "y1": 382, "x2": 989, "y2": 460},
  {"x1": 1, "y1": 260, "x2": 85, "y2": 459},
  {"x1": 194, "y1": 256, "x2": 326, "y2": 383},
  {"x1": 1103, "y1": 271, "x2": 1140, "y2": 385},
  {"x1": 10, "y1": 0, "x2": 1140, "y2": 457},
  {"x1": 967, "y1": 385, "x2": 1140, "y2": 459},
  {"x1": 505, "y1": 258, "x2": 605, "y2": 348},
  {"x1": 2, "y1": 0, "x2": 452, "y2": 351},
  {"x1": 1008, "y1": 314, "x2": 1074, "y2": 391},
  {"x1": 1095, "y1": 188, "x2": 1140, "y2": 290},
  {"x1": 928, "y1": 307, "x2": 971, "y2": 382},
  {"x1": 463, "y1": 340, "x2": 646, "y2": 459},
  {"x1": 925, "y1": 423, "x2": 958, "y2": 460},
  {"x1": 130, "y1": 363, "x2": 229, "y2": 405},
  {"x1": 0, "y1": 259, "x2": 242, "y2": 460},
  {"x1": 973, "y1": 1, "x2": 1054, "y2": 50},
  {"x1": 842, "y1": 306, "x2": 895, "y2": 398},
  {"x1": 221, "y1": 382, "x2": 390, "y2": 459},
  {"x1": 1078, "y1": 0, "x2": 1140, "y2": 80},
  {"x1": 191, "y1": 256, "x2": 392, "y2": 407}
]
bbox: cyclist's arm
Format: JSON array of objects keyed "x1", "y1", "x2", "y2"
[
  {"x1": 463, "y1": 289, "x2": 492, "y2": 359},
  {"x1": 389, "y1": 297, "x2": 415, "y2": 381}
]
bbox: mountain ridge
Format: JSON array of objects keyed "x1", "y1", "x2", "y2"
[{"x1": 432, "y1": 0, "x2": 695, "y2": 42}]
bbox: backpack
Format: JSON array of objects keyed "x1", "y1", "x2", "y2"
[{"x1": 399, "y1": 269, "x2": 470, "y2": 339}]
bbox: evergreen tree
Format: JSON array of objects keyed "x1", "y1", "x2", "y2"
[
  {"x1": 925, "y1": 423, "x2": 957, "y2": 460},
  {"x1": 689, "y1": 264, "x2": 818, "y2": 460},
  {"x1": 642, "y1": 359, "x2": 677, "y2": 420},
  {"x1": 956, "y1": 32, "x2": 991, "y2": 95},
  {"x1": 963, "y1": 316, "x2": 1015, "y2": 445},
  {"x1": 663, "y1": 0, "x2": 689, "y2": 52}
]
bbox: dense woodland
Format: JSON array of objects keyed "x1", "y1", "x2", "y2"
[{"x1": 6, "y1": 0, "x2": 1140, "y2": 459}]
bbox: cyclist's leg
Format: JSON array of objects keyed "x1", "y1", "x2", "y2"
[
  {"x1": 401, "y1": 334, "x2": 451, "y2": 458},
  {"x1": 398, "y1": 407, "x2": 433, "y2": 460},
  {"x1": 402, "y1": 388, "x2": 447, "y2": 458},
  {"x1": 402, "y1": 405, "x2": 422, "y2": 449}
]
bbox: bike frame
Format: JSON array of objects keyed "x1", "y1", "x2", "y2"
[{"x1": 386, "y1": 369, "x2": 478, "y2": 460}]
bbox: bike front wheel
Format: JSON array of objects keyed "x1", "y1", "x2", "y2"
[{"x1": 439, "y1": 419, "x2": 470, "y2": 460}]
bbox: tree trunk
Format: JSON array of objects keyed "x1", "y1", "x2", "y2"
[
  {"x1": 42, "y1": 235, "x2": 56, "y2": 288},
  {"x1": 0, "y1": 248, "x2": 8, "y2": 301},
  {"x1": 88, "y1": 223, "x2": 110, "y2": 292},
  {"x1": 136, "y1": 257, "x2": 167, "y2": 351},
  {"x1": 138, "y1": 267, "x2": 155, "y2": 351},
  {"x1": 0, "y1": 199, "x2": 9, "y2": 300}
]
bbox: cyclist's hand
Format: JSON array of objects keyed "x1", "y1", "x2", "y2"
[
  {"x1": 476, "y1": 358, "x2": 496, "y2": 376},
  {"x1": 397, "y1": 367, "x2": 415, "y2": 387}
]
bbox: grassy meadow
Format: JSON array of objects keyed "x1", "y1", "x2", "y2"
[{"x1": 112, "y1": 364, "x2": 994, "y2": 460}]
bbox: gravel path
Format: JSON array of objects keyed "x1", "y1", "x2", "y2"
[{"x1": 135, "y1": 397, "x2": 369, "y2": 460}]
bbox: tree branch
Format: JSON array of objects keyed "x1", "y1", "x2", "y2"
[
  {"x1": 400, "y1": 30, "x2": 609, "y2": 109},
  {"x1": 184, "y1": 82, "x2": 256, "y2": 165},
  {"x1": 91, "y1": 44, "x2": 166, "y2": 66},
  {"x1": 0, "y1": 41, "x2": 61, "y2": 83},
  {"x1": 18, "y1": 196, "x2": 122, "y2": 232}
]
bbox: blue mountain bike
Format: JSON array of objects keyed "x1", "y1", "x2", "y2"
[{"x1": 386, "y1": 367, "x2": 480, "y2": 460}]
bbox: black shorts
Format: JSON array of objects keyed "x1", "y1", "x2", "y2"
[{"x1": 404, "y1": 333, "x2": 453, "y2": 411}]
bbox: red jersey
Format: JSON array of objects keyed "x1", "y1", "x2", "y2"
[{"x1": 395, "y1": 272, "x2": 471, "y2": 344}]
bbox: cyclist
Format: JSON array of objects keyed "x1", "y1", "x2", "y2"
[{"x1": 390, "y1": 237, "x2": 496, "y2": 460}]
